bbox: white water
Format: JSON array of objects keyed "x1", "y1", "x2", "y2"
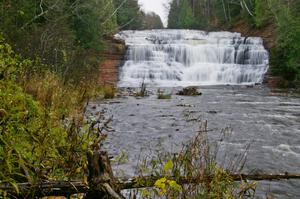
[{"x1": 115, "y1": 29, "x2": 269, "y2": 87}]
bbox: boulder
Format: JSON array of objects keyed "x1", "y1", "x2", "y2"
[{"x1": 176, "y1": 86, "x2": 202, "y2": 96}]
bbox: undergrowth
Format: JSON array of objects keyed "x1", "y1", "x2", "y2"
[{"x1": 0, "y1": 35, "x2": 101, "y2": 197}]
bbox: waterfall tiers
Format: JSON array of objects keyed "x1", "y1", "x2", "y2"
[{"x1": 115, "y1": 29, "x2": 269, "y2": 87}]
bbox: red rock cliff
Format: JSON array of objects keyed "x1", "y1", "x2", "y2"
[{"x1": 98, "y1": 36, "x2": 125, "y2": 86}]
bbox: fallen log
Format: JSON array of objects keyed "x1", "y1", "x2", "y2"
[
  {"x1": 1, "y1": 173, "x2": 300, "y2": 197},
  {"x1": 118, "y1": 172, "x2": 300, "y2": 190},
  {"x1": 0, "y1": 181, "x2": 88, "y2": 197}
]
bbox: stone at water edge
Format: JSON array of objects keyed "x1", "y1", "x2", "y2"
[{"x1": 176, "y1": 86, "x2": 202, "y2": 96}]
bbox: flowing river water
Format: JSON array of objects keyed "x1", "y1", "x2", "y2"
[{"x1": 87, "y1": 30, "x2": 300, "y2": 198}]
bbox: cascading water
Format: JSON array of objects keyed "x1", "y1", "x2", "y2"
[{"x1": 115, "y1": 29, "x2": 269, "y2": 87}]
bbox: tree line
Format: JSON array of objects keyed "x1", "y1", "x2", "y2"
[
  {"x1": 0, "y1": 0, "x2": 163, "y2": 83},
  {"x1": 167, "y1": 0, "x2": 300, "y2": 86}
]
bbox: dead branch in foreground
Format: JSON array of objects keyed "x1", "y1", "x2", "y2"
[
  {"x1": 1, "y1": 172, "x2": 300, "y2": 197},
  {"x1": 118, "y1": 172, "x2": 300, "y2": 190}
]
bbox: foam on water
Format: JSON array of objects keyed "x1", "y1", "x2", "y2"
[{"x1": 115, "y1": 29, "x2": 269, "y2": 87}]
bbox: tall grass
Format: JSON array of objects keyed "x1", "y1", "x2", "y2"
[
  {"x1": 0, "y1": 34, "x2": 104, "y2": 197},
  {"x1": 130, "y1": 122, "x2": 256, "y2": 198}
]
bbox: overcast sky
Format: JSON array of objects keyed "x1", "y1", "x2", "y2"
[{"x1": 138, "y1": 0, "x2": 170, "y2": 27}]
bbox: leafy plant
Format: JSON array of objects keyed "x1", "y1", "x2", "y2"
[
  {"x1": 131, "y1": 122, "x2": 256, "y2": 198},
  {"x1": 0, "y1": 35, "x2": 103, "y2": 197},
  {"x1": 102, "y1": 85, "x2": 117, "y2": 99}
]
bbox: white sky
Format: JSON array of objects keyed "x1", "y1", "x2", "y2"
[{"x1": 138, "y1": 0, "x2": 170, "y2": 27}]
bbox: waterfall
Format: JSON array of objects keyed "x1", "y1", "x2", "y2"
[{"x1": 115, "y1": 29, "x2": 269, "y2": 87}]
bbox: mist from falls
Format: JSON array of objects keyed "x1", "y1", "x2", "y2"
[{"x1": 115, "y1": 29, "x2": 269, "y2": 87}]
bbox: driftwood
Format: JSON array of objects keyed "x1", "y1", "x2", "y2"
[
  {"x1": 0, "y1": 150, "x2": 125, "y2": 198},
  {"x1": 118, "y1": 173, "x2": 300, "y2": 190},
  {"x1": 0, "y1": 181, "x2": 88, "y2": 197},
  {"x1": 86, "y1": 150, "x2": 124, "y2": 199},
  {"x1": 1, "y1": 150, "x2": 300, "y2": 197},
  {"x1": 2, "y1": 172, "x2": 300, "y2": 197}
]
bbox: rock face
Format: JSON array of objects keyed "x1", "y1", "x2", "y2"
[
  {"x1": 264, "y1": 75, "x2": 285, "y2": 88},
  {"x1": 98, "y1": 36, "x2": 126, "y2": 86},
  {"x1": 229, "y1": 20, "x2": 275, "y2": 50}
]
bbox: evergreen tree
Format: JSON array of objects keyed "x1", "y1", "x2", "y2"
[
  {"x1": 114, "y1": 0, "x2": 143, "y2": 29},
  {"x1": 72, "y1": 0, "x2": 117, "y2": 50},
  {"x1": 168, "y1": 0, "x2": 180, "y2": 28},
  {"x1": 178, "y1": 0, "x2": 196, "y2": 28},
  {"x1": 168, "y1": 0, "x2": 196, "y2": 29}
]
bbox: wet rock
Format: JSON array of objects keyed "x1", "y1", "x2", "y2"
[
  {"x1": 159, "y1": 114, "x2": 174, "y2": 118},
  {"x1": 106, "y1": 101, "x2": 122, "y2": 104},
  {"x1": 176, "y1": 104, "x2": 194, "y2": 107},
  {"x1": 176, "y1": 86, "x2": 202, "y2": 96},
  {"x1": 207, "y1": 110, "x2": 218, "y2": 114}
]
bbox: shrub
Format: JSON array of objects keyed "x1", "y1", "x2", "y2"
[
  {"x1": 131, "y1": 122, "x2": 256, "y2": 198},
  {"x1": 135, "y1": 81, "x2": 148, "y2": 97},
  {"x1": 102, "y1": 85, "x2": 116, "y2": 99},
  {"x1": 157, "y1": 89, "x2": 172, "y2": 99},
  {"x1": 0, "y1": 36, "x2": 100, "y2": 196}
]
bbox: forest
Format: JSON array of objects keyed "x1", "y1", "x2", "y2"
[
  {"x1": 0, "y1": 0, "x2": 299, "y2": 198},
  {"x1": 0, "y1": 0, "x2": 163, "y2": 197}
]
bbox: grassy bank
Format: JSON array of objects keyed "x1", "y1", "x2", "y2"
[{"x1": 0, "y1": 35, "x2": 104, "y2": 197}]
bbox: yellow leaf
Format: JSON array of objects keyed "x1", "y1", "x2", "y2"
[
  {"x1": 168, "y1": 180, "x2": 182, "y2": 191},
  {"x1": 164, "y1": 159, "x2": 173, "y2": 173},
  {"x1": 75, "y1": 167, "x2": 82, "y2": 173}
]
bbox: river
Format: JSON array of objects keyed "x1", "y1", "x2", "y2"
[
  {"x1": 87, "y1": 30, "x2": 300, "y2": 198},
  {"x1": 86, "y1": 86, "x2": 300, "y2": 198}
]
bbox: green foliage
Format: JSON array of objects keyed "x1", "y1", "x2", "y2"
[
  {"x1": 132, "y1": 124, "x2": 256, "y2": 198},
  {"x1": 269, "y1": 0, "x2": 300, "y2": 84},
  {"x1": 1, "y1": 81, "x2": 61, "y2": 181},
  {"x1": 0, "y1": 0, "x2": 120, "y2": 85},
  {"x1": 72, "y1": 0, "x2": 117, "y2": 50},
  {"x1": 168, "y1": 0, "x2": 196, "y2": 29},
  {"x1": 167, "y1": 0, "x2": 179, "y2": 28},
  {"x1": 0, "y1": 36, "x2": 24, "y2": 81},
  {"x1": 154, "y1": 177, "x2": 182, "y2": 196},
  {"x1": 114, "y1": 0, "x2": 143, "y2": 30},
  {"x1": 101, "y1": 85, "x2": 117, "y2": 99},
  {"x1": 0, "y1": 79, "x2": 99, "y2": 186},
  {"x1": 0, "y1": 35, "x2": 101, "y2": 196},
  {"x1": 178, "y1": 0, "x2": 196, "y2": 28},
  {"x1": 254, "y1": 0, "x2": 270, "y2": 28}
]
